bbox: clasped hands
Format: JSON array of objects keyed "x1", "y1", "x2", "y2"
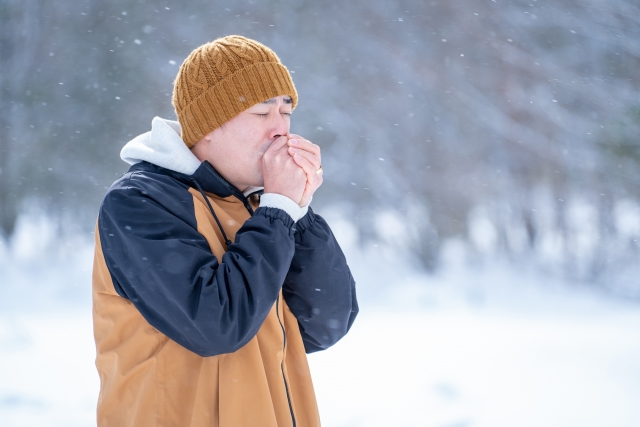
[{"x1": 262, "y1": 134, "x2": 322, "y2": 207}]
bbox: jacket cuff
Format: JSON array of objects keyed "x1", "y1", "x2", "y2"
[
  {"x1": 295, "y1": 206, "x2": 317, "y2": 232},
  {"x1": 254, "y1": 207, "x2": 296, "y2": 230},
  {"x1": 259, "y1": 193, "x2": 311, "y2": 222}
]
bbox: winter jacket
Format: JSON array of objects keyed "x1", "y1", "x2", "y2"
[{"x1": 92, "y1": 117, "x2": 358, "y2": 427}]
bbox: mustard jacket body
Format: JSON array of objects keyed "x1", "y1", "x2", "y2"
[{"x1": 93, "y1": 159, "x2": 358, "y2": 426}]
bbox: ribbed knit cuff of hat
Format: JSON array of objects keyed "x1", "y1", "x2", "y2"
[{"x1": 178, "y1": 61, "x2": 296, "y2": 148}]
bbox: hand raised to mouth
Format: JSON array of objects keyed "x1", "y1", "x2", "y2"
[
  {"x1": 262, "y1": 135, "x2": 307, "y2": 205},
  {"x1": 286, "y1": 134, "x2": 323, "y2": 208}
]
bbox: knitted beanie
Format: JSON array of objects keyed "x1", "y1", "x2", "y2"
[{"x1": 172, "y1": 35, "x2": 298, "y2": 148}]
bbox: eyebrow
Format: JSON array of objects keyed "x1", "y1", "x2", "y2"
[{"x1": 262, "y1": 96, "x2": 293, "y2": 104}]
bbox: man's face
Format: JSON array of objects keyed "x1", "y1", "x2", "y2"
[{"x1": 194, "y1": 95, "x2": 293, "y2": 192}]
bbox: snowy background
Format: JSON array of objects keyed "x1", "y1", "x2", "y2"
[
  {"x1": 1, "y1": 208, "x2": 640, "y2": 426},
  {"x1": 1, "y1": 0, "x2": 640, "y2": 425}
]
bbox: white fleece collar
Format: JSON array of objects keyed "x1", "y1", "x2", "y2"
[
  {"x1": 121, "y1": 117, "x2": 201, "y2": 175},
  {"x1": 120, "y1": 117, "x2": 263, "y2": 197}
]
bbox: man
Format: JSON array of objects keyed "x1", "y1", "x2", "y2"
[{"x1": 92, "y1": 35, "x2": 358, "y2": 427}]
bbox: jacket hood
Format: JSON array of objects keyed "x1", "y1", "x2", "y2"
[
  {"x1": 121, "y1": 117, "x2": 201, "y2": 175},
  {"x1": 121, "y1": 117, "x2": 262, "y2": 196}
]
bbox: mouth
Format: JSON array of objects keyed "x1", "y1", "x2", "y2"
[{"x1": 258, "y1": 140, "x2": 275, "y2": 156}]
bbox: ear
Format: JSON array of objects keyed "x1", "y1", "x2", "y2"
[{"x1": 191, "y1": 130, "x2": 213, "y2": 154}]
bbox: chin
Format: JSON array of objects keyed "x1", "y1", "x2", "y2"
[
  {"x1": 253, "y1": 168, "x2": 265, "y2": 187},
  {"x1": 242, "y1": 175, "x2": 264, "y2": 189}
]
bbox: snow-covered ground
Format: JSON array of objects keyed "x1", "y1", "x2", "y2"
[{"x1": 1, "y1": 212, "x2": 639, "y2": 426}]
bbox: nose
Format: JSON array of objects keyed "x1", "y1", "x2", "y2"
[{"x1": 268, "y1": 111, "x2": 290, "y2": 141}]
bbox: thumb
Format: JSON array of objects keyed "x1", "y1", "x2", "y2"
[{"x1": 265, "y1": 135, "x2": 289, "y2": 155}]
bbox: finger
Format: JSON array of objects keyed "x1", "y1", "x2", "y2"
[
  {"x1": 265, "y1": 135, "x2": 289, "y2": 155},
  {"x1": 288, "y1": 138, "x2": 320, "y2": 157},
  {"x1": 287, "y1": 137, "x2": 321, "y2": 157},
  {"x1": 288, "y1": 147, "x2": 320, "y2": 169},
  {"x1": 292, "y1": 153, "x2": 322, "y2": 185}
]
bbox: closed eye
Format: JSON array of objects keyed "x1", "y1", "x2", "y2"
[{"x1": 254, "y1": 112, "x2": 291, "y2": 117}]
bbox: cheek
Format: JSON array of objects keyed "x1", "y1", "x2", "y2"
[
  {"x1": 235, "y1": 142, "x2": 263, "y2": 173},
  {"x1": 221, "y1": 121, "x2": 268, "y2": 172}
]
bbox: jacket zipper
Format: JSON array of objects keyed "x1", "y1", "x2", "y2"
[
  {"x1": 203, "y1": 162, "x2": 256, "y2": 215},
  {"x1": 202, "y1": 164, "x2": 294, "y2": 424},
  {"x1": 276, "y1": 294, "x2": 297, "y2": 427},
  {"x1": 218, "y1": 169, "x2": 295, "y2": 426}
]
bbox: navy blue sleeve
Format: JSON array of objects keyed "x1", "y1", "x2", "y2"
[
  {"x1": 98, "y1": 171, "x2": 296, "y2": 357},
  {"x1": 282, "y1": 207, "x2": 358, "y2": 353}
]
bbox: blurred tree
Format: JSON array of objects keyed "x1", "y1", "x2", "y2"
[{"x1": 0, "y1": 0, "x2": 638, "y2": 291}]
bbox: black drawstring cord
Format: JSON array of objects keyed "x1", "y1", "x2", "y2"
[{"x1": 192, "y1": 179, "x2": 233, "y2": 247}]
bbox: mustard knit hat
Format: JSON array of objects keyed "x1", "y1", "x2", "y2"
[{"x1": 172, "y1": 35, "x2": 298, "y2": 148}]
